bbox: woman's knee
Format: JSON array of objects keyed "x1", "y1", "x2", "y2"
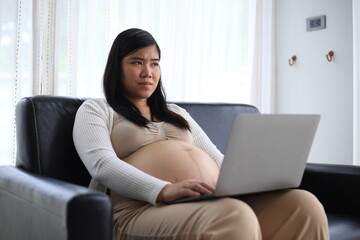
[
  {"x1": 283, "y1": 189, "x2": 327, "y2": 217},
  {"x1": 210, "y1": 198, "x2": 258, "y2": 221},
  {"x1": 201, "y1": 198, "x2": 261, "y2": 239},
  {"x1": 270, "y1": 189, "x2": 329, "y2": 239}
]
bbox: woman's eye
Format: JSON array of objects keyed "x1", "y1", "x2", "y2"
[
  {"x1": 132, "y1": 61, "x2": 142, "y2": 65},
  {"x1": 152, "y1": 62, "x2": 159, "y2": 67}
]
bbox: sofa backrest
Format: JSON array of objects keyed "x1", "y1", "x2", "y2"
[
  {"x1": 16, "y1": 96, "x2": 90, "y2": 186},
  {"x1": 15, "y1": 96, "x2": 259, "y2": 187},
  {"x1": 176, "y1": 102, "x2": 259, "y2": 153}
]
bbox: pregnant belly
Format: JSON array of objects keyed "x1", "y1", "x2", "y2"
[{"x1": 124, "y1": 140, "x2": 220, "y2": 187}]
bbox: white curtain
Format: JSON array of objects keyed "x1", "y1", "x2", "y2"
[
  {"x1": 248, "y1": 0, "x2": 275, "y2": 113},
  {"x1": 1, "y1": 0, "x2": 33, "y2": 165},
  {"x1": 0, "y1": 0, "x2": 275, "y2": 165},
  {"x1": 353, "y1": 0, "x2": 360, "y2": 165}
]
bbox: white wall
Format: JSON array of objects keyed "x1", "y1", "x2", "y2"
[{"x1": 276, "y1": 0, "x2": 353, "y2": 164}]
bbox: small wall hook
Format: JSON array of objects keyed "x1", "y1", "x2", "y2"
[
  {"x1": 288, "y1": 55, "x2": 297, "y2": 66},
  {"x1": 326, "y1": 50, "x2": 334, "y2": 62}
]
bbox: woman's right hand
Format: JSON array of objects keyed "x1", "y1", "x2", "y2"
[{"x1": 157, "y1": 179, "x2": 215, "y2": 202}]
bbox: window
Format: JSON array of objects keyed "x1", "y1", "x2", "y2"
[
  {"x1": 0, "y1": 0, "x2": 251, "y2": 165},
  {"x1": 0, "y1": 0, "x2": 32, "y2": 165}
]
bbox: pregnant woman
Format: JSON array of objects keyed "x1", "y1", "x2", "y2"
[{"x1": 73, "y1": 28, "x2": 329, "y2": 240}]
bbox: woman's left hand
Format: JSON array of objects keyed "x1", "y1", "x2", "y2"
[{"x1": 157, "y1": 179, "x2": 215, "y2": 202}]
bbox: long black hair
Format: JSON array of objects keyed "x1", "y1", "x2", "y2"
[{"x1": 103, "y1": 28, "x2": 190, "y2": 130}]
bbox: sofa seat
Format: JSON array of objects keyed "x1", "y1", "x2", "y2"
[{"x1": 328, "y1": 214, "x2": 360, "y2": 240}]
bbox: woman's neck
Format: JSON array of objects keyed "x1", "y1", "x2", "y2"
[{"x1": 129, "y1": 98, "x2": 152, "y2": 120}]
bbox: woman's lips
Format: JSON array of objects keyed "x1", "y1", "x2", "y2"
[{"x1": 139, "y1": 82, "x2": 153, "y2": 86}]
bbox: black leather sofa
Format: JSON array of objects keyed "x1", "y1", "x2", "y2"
[{"x1": 1, "y1": 95, "x2": 360, "y2": 240}]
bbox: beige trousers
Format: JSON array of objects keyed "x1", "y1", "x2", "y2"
[{"x1": 112, "y1": 189, "x2": 329, "y2": 240}]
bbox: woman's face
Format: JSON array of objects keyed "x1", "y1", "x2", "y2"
[{"x1": 121, "y1": 45, "x2": 161, "y2": 103}]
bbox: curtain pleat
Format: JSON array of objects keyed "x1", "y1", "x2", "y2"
[
  {"x1": 353, "y1": 0, "x2": 360, "y2": 165},
  {"x1": 248, "y1": 0, "x2": 275, "y2": 113},
  {"x1": 12, "y1": 0, "x2": 23, "y2": 163},
  {"x1": 34, "y1": 0, "x2": 56, "y2": 95}
]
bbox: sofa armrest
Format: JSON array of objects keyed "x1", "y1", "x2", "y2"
[
  {"x1": 0, "y1": 166, "x2": 113, "y2": 240},
  {"x1": 299, "y1": 163, "x2": 360, "y2": 217}
]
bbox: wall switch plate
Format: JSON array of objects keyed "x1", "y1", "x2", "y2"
[{"x1": 306, "y1": 15, "x2": 326, "y2": 31}]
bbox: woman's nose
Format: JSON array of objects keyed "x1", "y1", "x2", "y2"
[{"x1": 141, "y1": 65, "x2": 152, "y2": 78}]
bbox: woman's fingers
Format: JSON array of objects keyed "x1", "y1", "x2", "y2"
[
  {"x1": 157, "y1": 179, "x2": 215, "y2": 202},
  {"x1": 184, "y1": 180, "x2": 214, "y2": 195}
]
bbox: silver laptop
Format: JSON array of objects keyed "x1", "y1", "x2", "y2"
[{"x1": 167, "y1": 114, "x2": 320, "y2": 204}]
